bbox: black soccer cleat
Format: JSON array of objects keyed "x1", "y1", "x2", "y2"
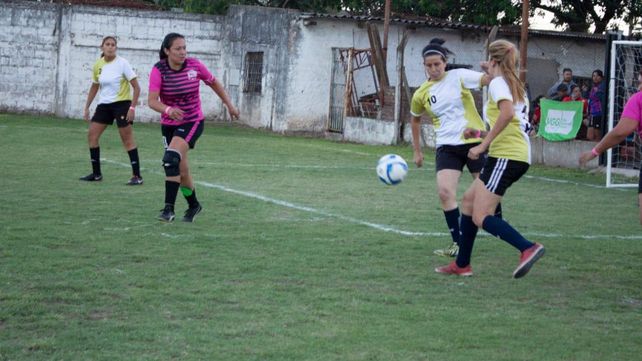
[
  {"x1": 158, "y1": 206, "x2": 175, "y2": 222},
  {"x1": 126, "y1": 176, "x2": 144, "y2": 186},
  {"x1": 80, "y1": 173, "x2": 103, "y2": 182},
  {"x1": 182, "y1": 204, "x2": 202, "y2": 223}
]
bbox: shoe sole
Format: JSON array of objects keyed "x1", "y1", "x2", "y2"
[
  {"x1": 434, "y1": 267, "x2": 473, "y2": 277},
  {"x1": 513, "y1": 246, "x2": 545, "y2": 279},
  {"x1": 158, "y1": 215, "x2": 175, "y2": 222}
]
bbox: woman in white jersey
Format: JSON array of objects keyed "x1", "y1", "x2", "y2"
[
  {"x1": 435, "y1": 40, "x2": 545, "y2": 279},
  {"x1": 81, "y1": 36, "x2": 142, "y2": 185},
  {"x1": 410, "y1": 38, "x2": 492, "y2": 258}
]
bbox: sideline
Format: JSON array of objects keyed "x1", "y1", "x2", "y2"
[{"x1": 103, "y1": 159, "x2": 642, "y2": 241}]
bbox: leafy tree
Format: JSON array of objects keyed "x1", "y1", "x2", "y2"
[{"x1": 529, "y1": 0, "x2": 639, "y2": 33}]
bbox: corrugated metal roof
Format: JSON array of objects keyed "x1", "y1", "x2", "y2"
[{"x1": 299, "y1": 13, "x2": 606, "y2": 41}]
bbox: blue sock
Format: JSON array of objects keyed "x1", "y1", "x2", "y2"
[
  {"x1": 482, "y1": 215, "x2": 533, "y2": 252},
  {"x1": 443, "y1": 208, "x2": 461, "y2": 245},
  {"x1": 456, "y1": 214, "x2": 477, "y2": 268}
]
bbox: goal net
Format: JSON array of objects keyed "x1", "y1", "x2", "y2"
[{"x1": 606, "y1": 40, "x2": 642, "y2": 188}]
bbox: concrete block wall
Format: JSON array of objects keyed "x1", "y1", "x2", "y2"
[{"x1": 0, "y1": 2, "x2": 228, "y2": 122}]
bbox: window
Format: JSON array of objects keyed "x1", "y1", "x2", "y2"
[{"x1": 243, "y1": 52, "x2": 263, "y2": 93}]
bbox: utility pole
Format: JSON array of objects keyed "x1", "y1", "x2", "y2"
[
  {"x1": 519, "y1": 0, "x2": 529, "y2": 83},
  {"x1": 382, "y1": 0, "x2": 391, "y2": 65}
]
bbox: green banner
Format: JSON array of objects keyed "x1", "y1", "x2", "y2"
[{"x1": 537, "y1": 99, "x2": 583, "y2": 141}]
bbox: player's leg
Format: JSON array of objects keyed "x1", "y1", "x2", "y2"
[
  {"x1": 158, "y1": 133, "x2": 189, "y2": 222},
  {"x1": 178, "y1": 122, "x2": 204, "y2": 222},
  {"x1": 81, "y1": 118, "x2": 109, "y2": 181},
  {"x1": 117, "y1": 121, "x2": 143, "y2": 185},
  {"x1": 434, "y1": 180, "x2": 476, "y2": 276},
  {"x1": 433, "y1": 145, "x2": 467, "y2": 257},
  {"x1": 474, "y1": 158, "x2": 544, "y2": 278}
]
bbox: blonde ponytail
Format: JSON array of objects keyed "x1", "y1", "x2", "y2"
[{"x1": 489, "y1": 40, "x2": 525, "y2": 103}]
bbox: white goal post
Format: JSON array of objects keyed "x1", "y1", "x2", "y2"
[{"x1": 606, "y1": 40, "x2": 642, "y2": 188}]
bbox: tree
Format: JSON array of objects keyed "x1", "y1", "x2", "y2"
[{"x1": 529, "y1": 0, "x2": 639, "y2": 34}]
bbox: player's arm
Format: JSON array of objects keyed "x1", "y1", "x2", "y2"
[
  {"x1": 84, "y1": 83, "x2": 99, "y2": 121},
  {"x1": 126, "y1": 78, "x2": 141, "y2": 122},
  {"x1": 208, "y1": 81, "x2": 239, "y2": 120},
  {"x1": 148, "y1": 91, "x2": 183, "y2": 120},
  {"x1": 410, "y1": 115, "x2": 424, "y2": 168},
  {"x1": 579, "y1": 116, "x2": 638, "y2": 166},
  {"x1": 468, "y1": 99, "x2": 513, "y2": 160}
]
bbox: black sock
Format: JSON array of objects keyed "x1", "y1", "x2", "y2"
[
  {"x1": 164, "y1": 181, "x2": 180, "y2": 210},
  {"x1": 443, "y1": 207, "x2": 461, "y2": 245},
  {"x1": 456, "y1": 214, "x2": 478, "y2": 268},
  {"x1": 495, "y1": 203, "x2": 503, "y2": 219},
  {"x1": 482, "y1": 215, "x2": 533, "y2": 252},
  {"x1": 90, "y1": 147, "x2": 101, "y2": 175},
  {"x1": 127, "y1": 148, "x2": 141, "y2": 177},
  {"x1": 181, "y1": 186, "x2": 199, "y2": 208}
]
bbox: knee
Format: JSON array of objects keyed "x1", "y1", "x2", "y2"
[
  {"x1": 461, "y1": 189, "x2": 475, "y2": 213},
  {"x1": 162, "y1": 148, "x2": 181, "y2": 177},
  {"x1": 437, "y1": 187, "x2": 454, "y2": 203},
  {"x1": 472, "y1": 212, "x2": 487, "y2": 228}
]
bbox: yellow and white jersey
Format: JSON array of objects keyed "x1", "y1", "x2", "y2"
[
  {"x1": 92, "y1": 56, "x2": 137, "y2": 105},
  {"x1": 410, "y1": 68, "x2": 485, "y2": 146},
  {"x1": 484, "y1": 77, "x2": 531, "y2": 164}
]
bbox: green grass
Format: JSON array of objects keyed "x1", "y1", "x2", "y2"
[{"x1": 0, "y1": 113, "x2": 641, "y2": 361}]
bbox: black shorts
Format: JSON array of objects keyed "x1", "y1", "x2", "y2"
[
  {"x1": 92, "y1": 100, "x2": 132, "y2": 128},
  {"x1": 435, "y1": 143, "x2": 486, "y2": 174},
  {"x1": 479, "y1": 157, "x2": 530, "y2": 196},
  {"x1": 161, "y1": 121, "x2": 204, "y2": 149},
  {"x1": 589, "y1": 115, "x2": 603, "y2": 129}
]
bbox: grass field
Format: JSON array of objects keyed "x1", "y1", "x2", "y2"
[{"x1": 1, "y1": 113, "x2": 641, "y2": 361}]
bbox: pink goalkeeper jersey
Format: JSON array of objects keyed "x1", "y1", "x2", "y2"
[
  {"x1": 621, "y1": 92, "x2": 642, "y2": 137},
  {"x1": 149, "y1": 58, "x2": 216, "y2": 125}
]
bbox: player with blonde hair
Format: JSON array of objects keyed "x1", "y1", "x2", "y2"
[{"x1": 436, "y1": 39, "x2": 545, "y2": 278}]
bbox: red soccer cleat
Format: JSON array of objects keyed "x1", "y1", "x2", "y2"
[
  {"x1": 513, "y1": 243, "x2": 545, "y2": 279},
  {"x1": 435, "y1": 261, "x2": 473, "y2": 276}
]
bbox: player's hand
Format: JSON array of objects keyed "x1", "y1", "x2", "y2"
[
  {"x1": 578, "y1": 151, "x2": 596, "y2": 167},
  {"x1": 126, "y1": 108, "x2": 135, "y2": 123},
  {"x1": 83, "y1": 108, "x2": 90, "y2": 121},
  {"x1": 227, "y1": 105, "x2": 240, "y2": 120},
  {"x1": 168, "y1": 107, "x2": 184, "y2": 121},
  {"x1": 463, "y1": 128, "x2": 481, "y2": 139},
  {"x1": 468, "y1": 144, "x2": 486, "y2": 160},
  {"x1": 480, "y1": 61, "x2": 490, "y2": 74},
  {"x1": 413, "y1": 151, "x2": 424, "y2": 168}
]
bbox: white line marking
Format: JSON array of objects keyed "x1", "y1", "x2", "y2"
[{"x1": 103, "y1": 158, "x2": 642, "y2": 240}]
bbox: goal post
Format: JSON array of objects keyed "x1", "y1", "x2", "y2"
[{"x1": 606, "y1": 40, "x2": 642, "y2": 188}]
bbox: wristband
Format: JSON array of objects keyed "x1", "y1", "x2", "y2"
[
  {"x1": 474, "y1": 130, "x2": 482, "y2": 138},
  {"x1": 164, "y1": 106, "x2": 172, "y2": 115},
  {"x1": 129, "y1": 106, "x2": 136, "y2": 111},
  {"x1": 591, "y1": 147, "x2": 599, "y2": 157}
]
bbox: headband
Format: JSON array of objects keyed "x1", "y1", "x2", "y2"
[{"x1": 422, "y1": 49, "x2": 446, "y2": 59}]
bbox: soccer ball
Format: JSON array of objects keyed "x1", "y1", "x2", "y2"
[{"x1": 376, "y1": 154, "x2": 408, "y2": 185}]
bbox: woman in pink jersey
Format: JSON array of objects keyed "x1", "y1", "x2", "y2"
[
  {"x1": 148, "y1": 33, "x2": 239, "y2": 222},
  {"x1": 580, "y1": 70, "x2": 642, "y2": 224}
]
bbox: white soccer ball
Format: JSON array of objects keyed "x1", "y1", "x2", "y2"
[{"x1": 376, "y1": 154, "x2": 408, "y2": 185}]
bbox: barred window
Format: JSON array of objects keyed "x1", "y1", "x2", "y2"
[{"x1": 243, "y1": 52, "x2": 263, "y2": 93}]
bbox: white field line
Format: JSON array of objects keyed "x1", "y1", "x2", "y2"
[{"x1": 103, "y1": 158, "x2": 642, "y2": 240}]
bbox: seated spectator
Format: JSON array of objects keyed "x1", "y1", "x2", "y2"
[
  {"x1": 562, "y1": 85, "x2": 589, "y2": 140},
  {"x1": 529, "y1": 95, "x2": 544, "y2": 135},
  {"x1": 551, "y1": 83, "x2": 569, "y2": 101},
  {"x1": 547, "y1": 68, "x2": 577, "y2": 98}
]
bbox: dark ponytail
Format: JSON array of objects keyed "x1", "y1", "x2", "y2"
[
  {"x1": 100, "y1": 36, "x2": 117, "y2": 58},
  {"x1": 421, "y1": 38, "x2": 453, "y2": 61},
  {"x1": 159, "y1": 32, "x2": 184, "y2": 60}
]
